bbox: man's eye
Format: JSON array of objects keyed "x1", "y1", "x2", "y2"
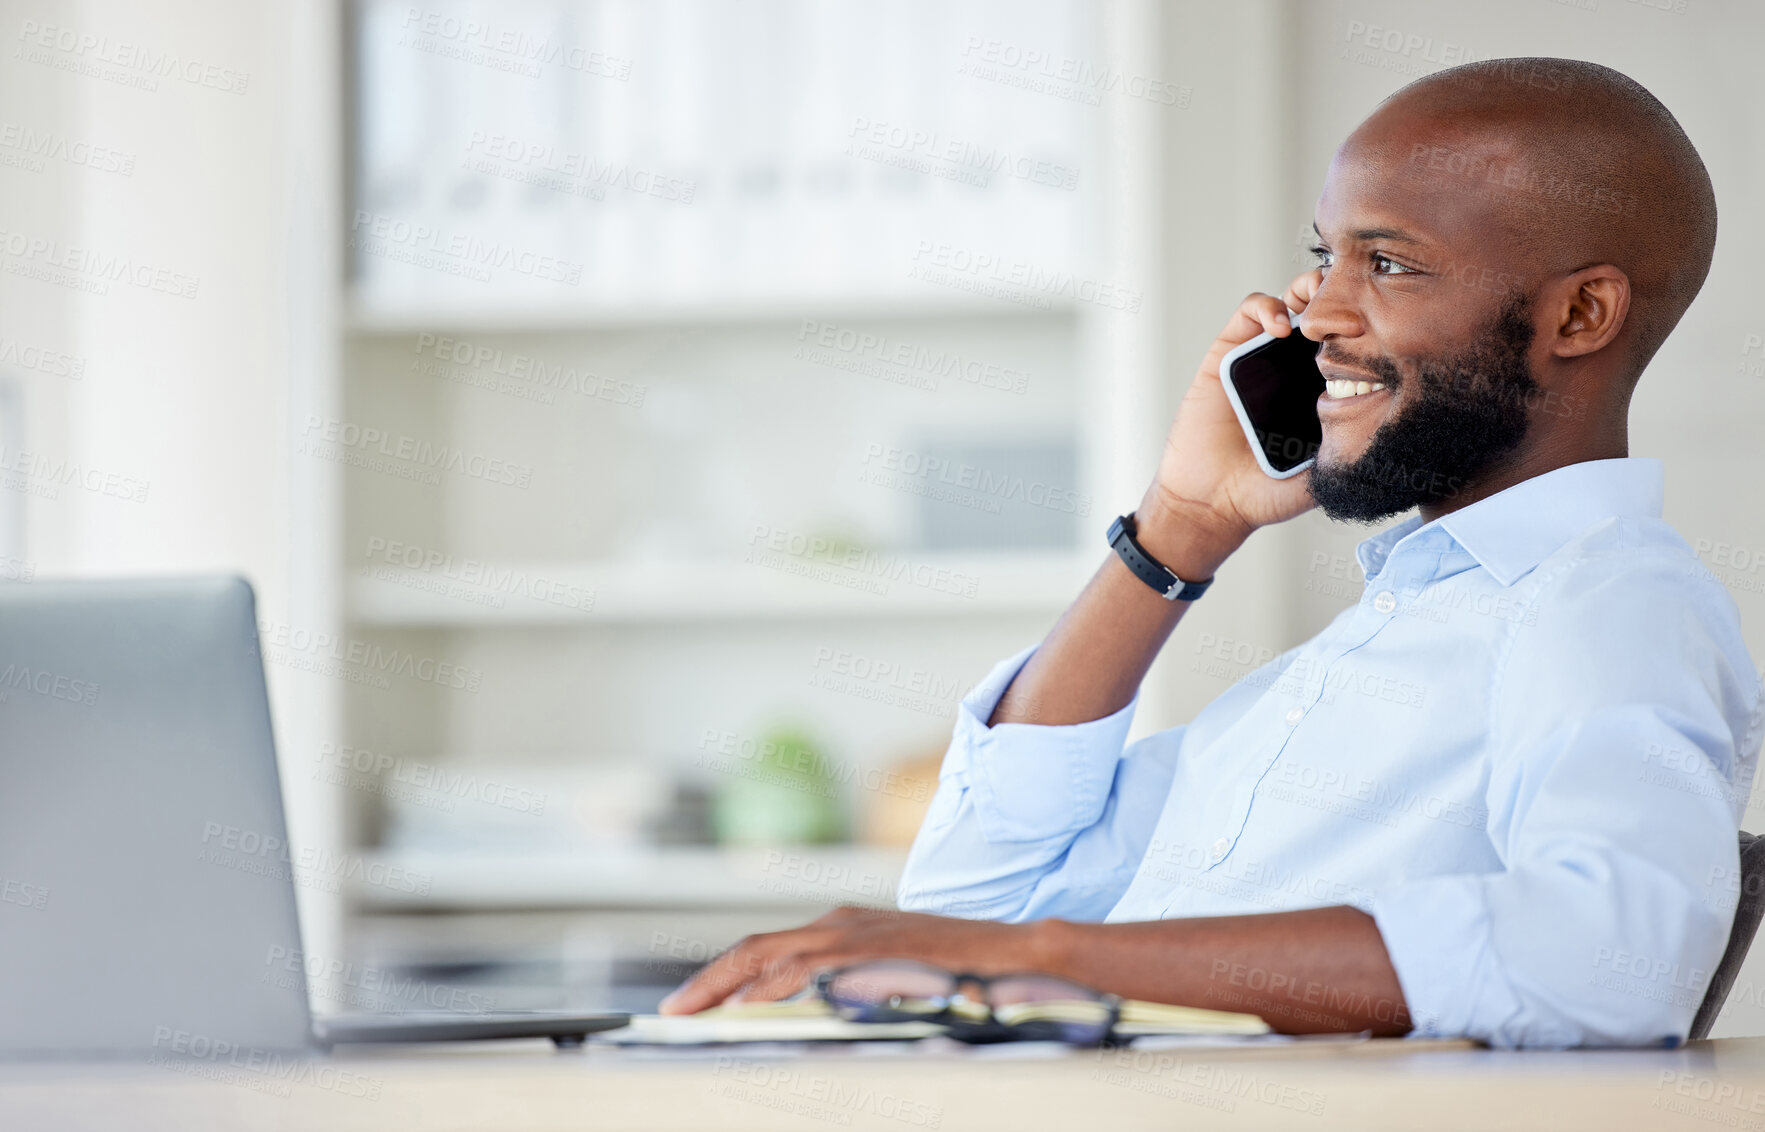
[
  {"x1": 1371, "y1": 253, "x2": 1418, "y2": 275},
  {"x1": 1310, "y1": 245, "x2": 1333, "y2": 269}
]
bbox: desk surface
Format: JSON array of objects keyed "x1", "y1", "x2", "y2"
[{"x1": 5, "y1": 1035, "x2": 1764, "y2": 1131}]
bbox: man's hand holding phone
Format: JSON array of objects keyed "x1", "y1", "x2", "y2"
[{"x1": 1133, "y1": 270, "x2": 1324, "y2": 578}]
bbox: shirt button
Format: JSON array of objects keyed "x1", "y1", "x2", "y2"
[
  {"x1": 1373, "y1": 590, "x2": 1397, "y2": 614},
  {"x1": 1208, "y1": 837, "x2": 1230, "y2": 861},
  {"x1": 1284, "y1": 706, "x2": 1304, "y2": 726}
]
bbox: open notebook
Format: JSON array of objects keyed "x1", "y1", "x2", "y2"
[{"x1": 603, "y1": 995, "x2": 1270, "y2": 1045}]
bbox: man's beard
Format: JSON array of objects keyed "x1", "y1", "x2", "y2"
[{"x1": 1307, "y1": 294, "x2": 1538, "y2": 524}]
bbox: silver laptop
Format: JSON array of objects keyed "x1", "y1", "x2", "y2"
[{"x1": 0, "y1": 576, "x2": 627, "y2": 1057}]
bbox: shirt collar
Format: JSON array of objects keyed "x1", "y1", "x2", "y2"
[{"x1": 1354, "y1": 457, "x2": 1665, "y2": 587}]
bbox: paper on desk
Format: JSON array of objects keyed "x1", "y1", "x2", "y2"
[
  {"x1": 601, "y1": 998, "x2": 942, "y2": 1045},
  {"x1": 1103, "y1": 999, "x2": 1270, "y2": 1037},
  {"x1": 599, "y1": 995, "x2": 1269, "y2": 1045}
]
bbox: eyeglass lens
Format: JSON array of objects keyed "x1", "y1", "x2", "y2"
[{"x1": 824, "y1": 961, "x2": 1115, "y2": 1043}]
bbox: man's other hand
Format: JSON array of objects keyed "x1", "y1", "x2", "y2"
[{"x1": 656, "y1": 906, "x2": 1048, "y2": 1015}]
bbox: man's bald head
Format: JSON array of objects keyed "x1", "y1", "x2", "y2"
[
  {"x1": 1302, "y1": 59, "x2": 1718, "y2": 521},
  {"x1": 1352, "y1": 57, "x2": 1716, "y2": 385}
]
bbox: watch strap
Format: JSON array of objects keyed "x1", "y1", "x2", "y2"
[{"x1": 1107, "y1": 513, "x2": 1214, "y2": 602}]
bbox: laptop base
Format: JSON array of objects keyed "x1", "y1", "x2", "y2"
[{"x1": 313, "y1": 1011, "x2": 630, "y2": 1048}]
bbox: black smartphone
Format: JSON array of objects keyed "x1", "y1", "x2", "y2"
[{"x1": 1219, "y1": 319, "x2": 1325, "y2": 478}]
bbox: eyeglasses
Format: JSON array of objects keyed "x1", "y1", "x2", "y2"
[{"x1": 815, "y1": 959, "x2": 1121, "y2": 1046}]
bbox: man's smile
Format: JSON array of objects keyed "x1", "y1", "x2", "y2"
[
  {"x1": 1315, "y1": 359, "x2": 1395, "y2": 433},
  {"x1": 1321, "y1": 378, "x2": 1388, "y2": 399}
]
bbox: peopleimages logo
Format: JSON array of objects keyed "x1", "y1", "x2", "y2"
[
  {"x1": 149, "y1": 1027, "x2": 382, "y2": 1100},
  {"x1": 463, "y1": 132, "x2": 695, "y2": 203},
  {"x1": 1341, "y1": 20, "x2": 1486, "y2": 68},
  {"x1": 198, "y1": 821, "x2": 433, "y2": 896},
  {"x1": 348, "y1": 210, "x2": 583, "y2": 286},
  {"x1": 1, "y1": 878, "x2": 49, "y2": 911},
  {"x1": 907, "y1": 241, "x2": 1143, "y2": 313},
  {"x1": 0, "y1": 334, "x2": 85, "y2": 378},
  {"x1": 957, "y1": 36, "x2": 1191, "y2": 108},
  {"x1": 362, "y1": 536, "x2": 595, "y2": 613},
  {"x1": 697, "y1": 729, "x2": 930, "y2": 804},
  {"x1": 264, "y1": 944, "x2": 495, "y2": 1014},
  {"x1": 0, "y1": 662, "x2": 99, "y2": 705},
  {"x1": 299, "y1": 416, "x2": 533, "y2": 489},
  {"x1": 410, "y1": 333, "x2": 647, "y2": 407},
  {"x1": 315, "y1": 741, "x2": 548, "y2": 815},
  {"x1": 0, "y1": 228, "x2": 198, "y2": 299},
  {"x1": 0, "y1": 443, "x2": 150, "y2": 503},
  {"x1": 860, "y1": 443, "x2": 1091, "y2": 517},
  {"x1": 745, "y1": 524, "x2": 980, "y2": 599},
  {"x1": 845, "y1": 115, "x2": 1078, "y2": 191},
  {"x1": 711, "y1": 1057, "x2": 944, "y2": 1128},
  {"x1": 398, "y1": 8, "x2": 632, "y2": 81},
  {"x1": 0, "y1": 122, "x2": 135, "y2": 175},
  {"x1": 793, "y1": 319, "x2": 1029, "y2": 396},
  {"x1": 256, "y1": 619, "x2": 484, "y2": 693},
  {"x1": 14, "y1": 20, "x2": 251, "y2": 94}
]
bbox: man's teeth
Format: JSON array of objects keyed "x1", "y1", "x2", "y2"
[{"x1": 1324, "y1": 379, "x2": 1387, "y2": 399}]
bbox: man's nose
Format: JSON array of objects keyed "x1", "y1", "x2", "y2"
[{"x1": 1300, "y1": 282, "x2": 1362, "y2": 341}]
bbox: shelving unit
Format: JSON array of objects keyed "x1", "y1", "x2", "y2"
[
  {"x1": 349, "y1": 550, "x2": 1093, "y2": 626},
  {"x1": 345, "y1": 294, "x2": 1079, "y2": 337},
  {"x1": 351, "y1": 845, "x2": 911, "y2": 912},
  {"x1": 328, "y1": 0, "x2": 1178, "y2": 1009}
]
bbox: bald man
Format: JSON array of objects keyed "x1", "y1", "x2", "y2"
[{"x1": 663, "y1": 59, "x2": 1763, "y2": 1049}]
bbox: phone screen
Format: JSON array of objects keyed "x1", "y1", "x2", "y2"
[{"x1": 1228, "y1": 331, "x2": 1325, "y2": 474}]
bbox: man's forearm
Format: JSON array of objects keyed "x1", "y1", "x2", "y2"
[
  {"x1": 988, "y1": 497, "x2": 1247, "y2": 727},
  {"x1": 1031, "y1": 906, "x2": 1413, "y2": 1036}
]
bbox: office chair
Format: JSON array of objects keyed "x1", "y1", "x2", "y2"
[{"x1": 1689, "y1": 831, "x2": 1765, "y2": 1041}]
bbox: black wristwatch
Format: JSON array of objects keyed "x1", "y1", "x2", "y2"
[{"x1": 1107, "y1": 513, "x2": 1214, "y2": 602}]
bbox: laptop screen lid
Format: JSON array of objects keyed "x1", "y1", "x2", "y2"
[{"x1": 0, "y1": 576, "x2": 314, "y2": 1057}]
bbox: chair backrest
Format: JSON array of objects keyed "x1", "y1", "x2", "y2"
[{"x1": 1691, "y1": 831, "x2": 1765, "y2": 1041}]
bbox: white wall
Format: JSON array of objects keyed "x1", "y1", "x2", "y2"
[{"x1": 0, "y1": 0, "x2": 345, "y2": 980}]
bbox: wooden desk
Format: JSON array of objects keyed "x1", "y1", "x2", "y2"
[{"x1": 4, "y1": 1035, "x2": 1763, "y2": 1131}]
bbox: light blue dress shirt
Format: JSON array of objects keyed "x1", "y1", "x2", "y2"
[{"x1": 898, "y1": 458, "x2": 1764, "y2": 1048}]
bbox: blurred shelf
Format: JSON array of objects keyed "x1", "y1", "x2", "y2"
[
  {"x1": 345, "y1": 292, "x2": 1079, "y2": 336},
  {"x1": 349, "y1": 550, "x2": 1092, "y2": 626},
  {"x1": 350, "y1": 845, "x2": 911, "y2": 911}
]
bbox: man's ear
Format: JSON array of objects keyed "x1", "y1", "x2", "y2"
[{"x1": 1545, "y1": 266, "x2": 1631, "y2": 359}]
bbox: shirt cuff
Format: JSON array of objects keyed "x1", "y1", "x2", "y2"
[
  {"x1": 942, "y1": 645, "x2": 1139, "y2": 844},
  {"x1": 1370, "y1": 873, "x2": 1519, "y2": 1043}
]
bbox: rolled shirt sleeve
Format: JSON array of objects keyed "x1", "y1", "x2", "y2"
[
  {"x1": 1372, "y1": 550, "x2": 1764, "y2": 1048},
  {"x1": 898, "y1": 645, "x2": 1179, "y2": 923}
]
